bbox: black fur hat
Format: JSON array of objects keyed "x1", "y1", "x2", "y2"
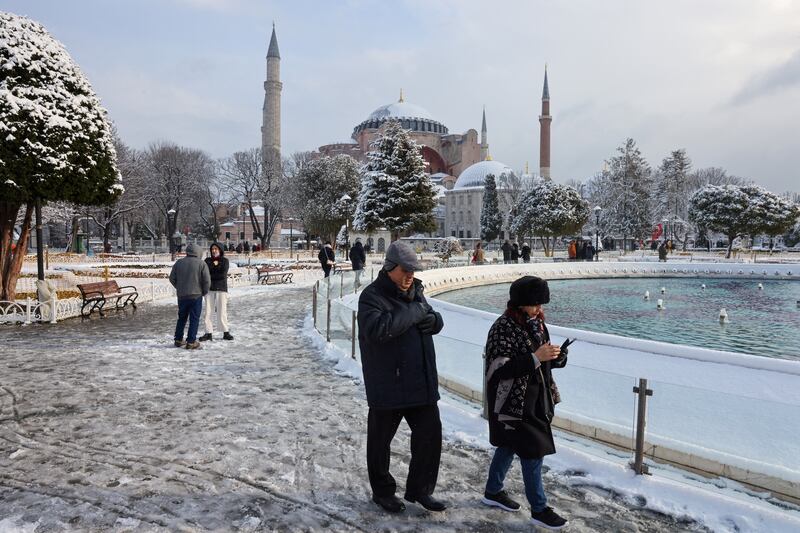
[{"x1": 509, "y1": 276, "x2": 550, "y2": 307}]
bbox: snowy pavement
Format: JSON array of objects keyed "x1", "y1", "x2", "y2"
[{"x1": 1, "y1": 285, "x2": 713, "y2": 531}]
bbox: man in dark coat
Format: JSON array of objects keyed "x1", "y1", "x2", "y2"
[
  {"x1": 584, "y1": 242, "x2": 595, "y2": 262},
  {"x1": 521, "y1": 242, "x2": 531, "y2": 263},
  {"x1": 318, "y1": 241, "x2": 335, "y2": 277},
  {"x1": 511, "y1": 242, "x2": 520, "y2": 263},
  {"x1": 199, "y1": 242, "x2": 233, "y2": 342},
  {"x1": 349, "y1": 239, "x2": 367, "y2": 286},
  {"x1": 501, "y1": 240, "x2": 511, "y2": 264},
  {"x1": 357, "y1": 241, "x2": 446, "y2": 514},
  {"x1": 481, "y1": 276, "x2": 568, "y2": 530}
]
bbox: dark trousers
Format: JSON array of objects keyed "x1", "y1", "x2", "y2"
[
  {"x1": 174, "y1": 296, "x2": 203, "y2": 343},
  {"x1": 367, "y1": 404, "x2": 442, "y2": 498},
  {"x1": 322, "y1": 266, "x2": 331, "y2": 278}
]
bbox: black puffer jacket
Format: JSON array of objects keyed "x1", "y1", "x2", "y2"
[
  {"x1": 357, "y1": 270, "x2": 444, "y2": 409},
  {"x1": 204, "y1": 243, "x2": 229, "y2": 292},
  {"x1": 349, "y1": 242, "x2": 366, "y2": 270}
]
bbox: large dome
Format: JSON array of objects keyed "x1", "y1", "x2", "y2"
[
  {"x1": 453, "y1": 160, "x2": 516, "y2": 189},
  {"x1": 353, "y1": 97, "x2": 448, "y2": 137}
]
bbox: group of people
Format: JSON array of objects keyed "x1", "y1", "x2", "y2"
[
  {"x1": 357, "y1": 241, "x2": 569, "y2": 530},
  {"x1": 169, "y1": 242, "x2": 233, "y2": 349},
  {"x1": 317, "y1": 238, "x2": 368, "y2": 284},
  {"x1": 499, "y1": 240, "x2": 532, "y2": 264},
  {"x1": 657, "y1": 239, "x2": 674, "y2": 261},
  {"x1": 567, "y1": 239, "x2": 595, "y2": 261}
]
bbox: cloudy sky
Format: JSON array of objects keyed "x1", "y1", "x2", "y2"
[{"x1": 5, "y1": 0, "x2": 800, "y2": 192}]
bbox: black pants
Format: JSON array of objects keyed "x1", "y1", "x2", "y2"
[{"x1": 367, "y1": 403, "x2": 442, "y2": 498}]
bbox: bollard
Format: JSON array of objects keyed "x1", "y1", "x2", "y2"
[
  {"x1": 50, "y1": 292, "x2": 57, "y2": 323},
  {"x1": 25, "y1": 298, "x2": 32, "y2": 325},
  {"x1": 351, "y1": 310, "x2": 357, "y2": 359},
  {"x1": 326, "y1": 299, "x2": 332, "y2": 342},
  {"x1": 631, "y1": 378, "x2": 653, "y2": 475},
  {"x1": 312, "y1": 283, "x2": 318, "y2": 329}
]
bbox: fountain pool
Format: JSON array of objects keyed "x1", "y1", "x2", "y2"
[{"x1": 434, "y1": 277, "x2": 800, "y2": 360}]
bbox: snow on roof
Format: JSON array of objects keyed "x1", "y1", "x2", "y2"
[
  {"x1": 453, "y1": 160, "x2": 516, "y2": 189},
  {"x1": 366, "y1": 101, "x2": 438, "y2": 123}
]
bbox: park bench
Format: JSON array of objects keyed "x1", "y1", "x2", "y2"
[
  {"x1": 333, "y1": 263, "x2": 352, "y2": 274},
  {"x1": 77, "y1": 280, "x2": 138, "y2": 317},
  {"x1": 256, "y1": 266, "x2": 294, "y2": 285}
]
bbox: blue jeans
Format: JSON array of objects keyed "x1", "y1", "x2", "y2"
[
  {"x1": 485, "y1": 446, "x2": 547, "y2": 512},
  {"x1": 175, "y1": 296, "x2": 203, "y2": 343}
]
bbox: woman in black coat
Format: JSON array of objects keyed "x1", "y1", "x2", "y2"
[
  {"x1": 480, "y1": 276, "x2": 568, "y2": 530},
  {"x1": 199, "y1": 243, "x2": 233, "y2": 341}
]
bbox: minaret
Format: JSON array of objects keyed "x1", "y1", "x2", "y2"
[
  {"x1": 539, "y1": 65, "x2": 552, "y2": 180},
  {"x1": 480, "y1": 106, "x2": 489, "y2": 161},
  {"x1": 262, "y1": 23, "x2": 282, "y2": 177}
]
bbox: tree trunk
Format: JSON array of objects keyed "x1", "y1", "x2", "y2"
[
  {"x1": 726, "y1": 235, "x2": 734, "y2": 259},
  {"x1": 1, "y1": 202, "x2": 33, "y2": 302}
]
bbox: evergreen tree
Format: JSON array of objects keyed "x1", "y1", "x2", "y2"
[
  {"x1": 0, "y1": 13, "x2": 120, "y2": 300},
  {"x1": 603, "y1": 138, "x2": 652, "y2": 251},
  {"x1": 479, "y1": 174, "x2": 502, "y2": 243},
  {"x1": 353, "y1": 120, "x2": 437, "y2": 240},
  {"x1": 653, "y1": 149, "x2": 692, "y2": 248}
]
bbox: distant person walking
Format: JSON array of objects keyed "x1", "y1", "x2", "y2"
[
  {"x1": 169, "y1": 243, "x2": 210, "y2": 350},
  {"x1": 472, "y1": 242, "x2": 485, "y2": 265},
  {"x1": 567, "y1": 240, "x2": 577, "y2": 261},
  {"x1": 350, "y1": 238, "x2": 367, "y2": 286},
  {"x1": 481, "y1": 276, "x2": 568, "y2": 530},
  {"x1": 357, "y1": 241, "x2": 446, "y2": 514},
  {"x1": 199, "y1": 242, "x2": 233, "y2": 342},
  {"x1": 584, "y1": 242, "x2": 595, "y2": 262},
  {"x1": 658, "y1": 241, "x2": 668, "y2": 262},
  {"x1": 511, "y1": 242, "x2": 520, "y2": 263},
  {"x1": 521, "y1": 242, "x2": 531, "y2": 263},
  {"x1": 501, "y1": 240, "x2": 512, "y2": 264},
  {"x1": 318, "y1": 241, "x2": 335, "y2": 278}
]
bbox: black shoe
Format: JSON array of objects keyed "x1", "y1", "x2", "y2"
[
  {"x1": 199, "y1": 333, "x2": 213, "y2": 342},
  {"x1": 372, "y1": 495, "x2": 405, "y2": 514},
  {"x1": 404, "y1": 494, "x2": 447, "y2": 512},
  {"x1": 481, "y1": 490, "x2": 520, "y2": 512},
  {"x1": 530, "y1": 507, "x2": 568, "y2": 530},
  {"x1": 223, "y1": 332, "x2": 234, "y2": 341}
]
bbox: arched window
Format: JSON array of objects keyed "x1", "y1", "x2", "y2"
[{"x1": 377, "y1": 237, "x2": 386, "y2": 253}]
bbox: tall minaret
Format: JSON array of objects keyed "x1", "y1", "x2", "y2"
[
  {"x1": 262, "y1": 23, "x2": 282, "y2": 176},
  {"x1": 480, "y1": 106, "x2": 489, "y2": 161},
  {"x1": 539, "y1": 65, "x2": 552, "y2": 180}
]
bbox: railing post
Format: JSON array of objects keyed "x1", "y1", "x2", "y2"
[
  {"x1": 50, "y1": 292, "x2": 57, "y2": 324},
  {"x1": 482, "y1": 348, "x2": 488, "y2": 420},
  {"x1": 351, "y1": 310, "x2": 357, "y2": 359},
  {"x1": 312, "y1": 282, "x2": 318, "y2": 330},
  {"x1": 631, "y1": 378, "x2": 653, "y2": 475},
  {"x1": 326, "y1": 299, "x2": 332, "y2": 342},
  {"x1": 25, "y1": 297, "x2": 32, "y2": 325},
  {"x1": 340, "y1": 271, "x2": 344, "y2": 298}
]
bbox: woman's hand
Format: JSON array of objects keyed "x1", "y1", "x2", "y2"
[{"x1": 534, "y1": 343, "x2": 561, "y2": 363}]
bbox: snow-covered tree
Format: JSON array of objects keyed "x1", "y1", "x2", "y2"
[
  {"x1": 785, "y1": 220, "x2": 800, "y2": 248},
  {"x1": 480, "y1": 174, "x2": 502, "y2": 243},
  {"x1": 601, "y1": 138, "x2": 653, "y2": 251},
  {"x1": 335, "y1": 224, "x2": 348, "y2": 247},
  {"x1": 652, "y1": 149, "x2": 692, "y2": 248},
  {"x1": 511, "y1": 180, "x2": 589, "y2": 256},
  {"x1": 433, "y1": 236, "x2": 463, "y2": 263},
  {"x1": 353, "y1": 120, "x2": 437, "y2": 240},
  {"x1": 0, "y1": 13, "x2": 120, "y2": 300},
  {"x1": 742, "y1": 185, "x2": 799, "y2": 249},
  {"x1": 287, "y1": 154, "x2": 360, "y2": 243},
  {"x1": 689, "y1": 185, "x2": 751, "y2": 258}
]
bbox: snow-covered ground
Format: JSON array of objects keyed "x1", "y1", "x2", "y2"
[{"x1": 0, "y1": 282, "x2": 768, "y2": 532}]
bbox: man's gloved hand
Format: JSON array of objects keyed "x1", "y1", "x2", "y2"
[
  {"x1": 411, "y1": 302, "x2": 432, "y2": 321},
  {"x1": 417, "y1": 312, "x2": 439, "y2": 335}
]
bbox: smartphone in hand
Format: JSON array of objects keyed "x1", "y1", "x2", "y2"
[{"x1": 560, "y1": 338, "x2": 574, "y2": 351}]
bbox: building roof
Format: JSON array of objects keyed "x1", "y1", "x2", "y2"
[
  {"x1": 366, "y1": 100, "x2": 438, "y2": 123},
  {"x1": 267, "y1": 25, "x2": 280, "y2": 59},
  {"x1": 452, "y1": 160, "x2": 516, "y2": 189},
  {"x1": 542, "y1": 66, "x2": 549, "y2": 100}
]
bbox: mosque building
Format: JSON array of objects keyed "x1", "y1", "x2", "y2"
[{"x1": 263, "y1": 26, "x2": 553, "y2": 249}]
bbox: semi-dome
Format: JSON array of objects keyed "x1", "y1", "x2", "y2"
[
  {"x1": 353, "y1": 93, "x2": 448, "y2": 137},
  {"x1": 453, "y1": 160, "x2": 516, "y2": 189}
]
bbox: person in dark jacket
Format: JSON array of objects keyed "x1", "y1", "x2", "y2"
[
  {"x1": 199, "y1": 243, "x2": 233, "y2": 342},
  {"x1": 357, "y1": 241, "x2": 446, "y2": 514},
  {"x1": 521, "y1": 242, "x2": 531, "y2": 263},
  {"x1": 584, "y1": 242, "x2": 595, "y2": 262},
  {"x1": 501, "y1": 240, "x2": 511, "y2": 264},
  {"x1": 236, "y1": 242, "x2": 244, "y2": 254},
  {"x1": 169, "y1": 243, "x2": 211, "y2": 350},
  {"x1": 318, "y1": 241, "x2": 335, "y2": 277},
  {"x1": 349, "y1": 239, "x2": 367, "y2": 286},
  {"x1": 481, "y1": 276, "x2": 568, "y2": 530},
  {"x1": 658, "y1": 240, "x2": 668, "y2": 262},
  {"x1": 511, "y1": 242, "x2": 520, "y2": 263}
]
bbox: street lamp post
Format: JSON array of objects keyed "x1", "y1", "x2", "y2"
[
  {"x1": 593, "y1": 205, "x2": 602, "y2": 262},
  {"x1": 287, "y1": 217, "x2": 294, "y2": 255},
  {"x1": 168, "y1": 209, "x2": 177, "y2": 260},
  {"x1": 339, "y1": 194, "x2": 352, "y2": 258}
]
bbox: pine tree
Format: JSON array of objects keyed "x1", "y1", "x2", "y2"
[
  {"x1": 353, "y1": 120, "x2": 437, "y2": 241},
  {"x1": 0, "y1": 13, "x2": 120, "y2": 301},
  {"x1": 603, "y1": 138, "x2": 652, "y2": 251},
  {"x1": 653, "y1": 149, "x2": 692, "y2": 248},
  {"x1": 480, "y1": 174, "x2": 502, "y2": 243}
]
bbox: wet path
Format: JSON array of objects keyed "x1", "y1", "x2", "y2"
[{"x1": 0, "y1": 286, "x2": 705, "y2": 531}]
